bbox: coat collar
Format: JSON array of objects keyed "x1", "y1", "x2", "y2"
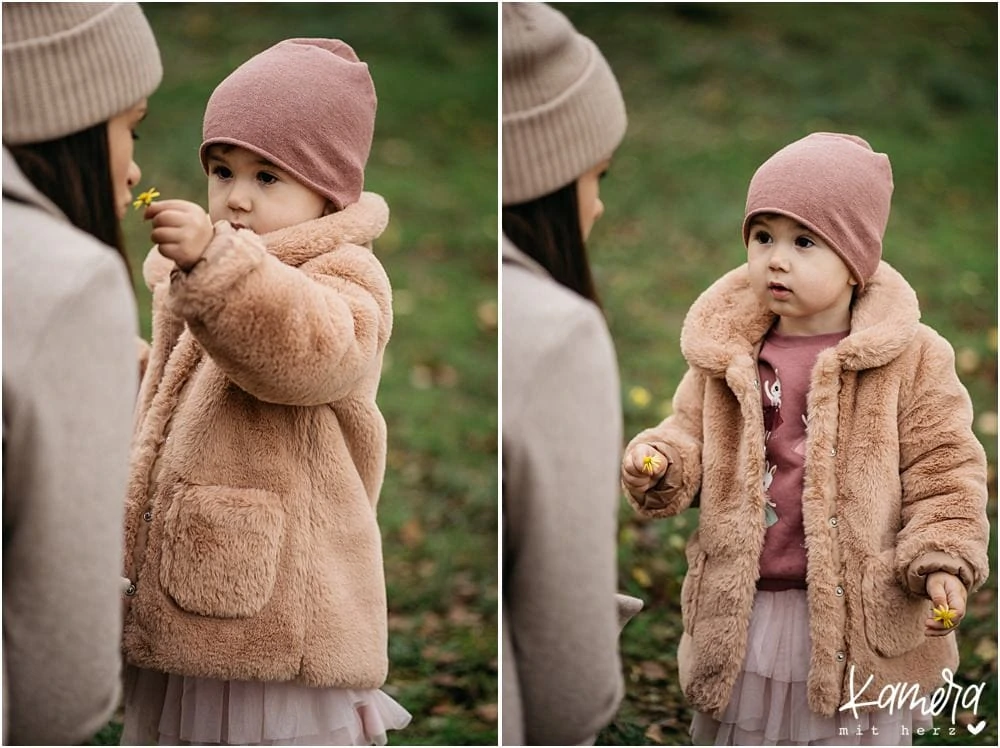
[
  {"x1": 680, "y1": 261, "x2": 922, "y2": 374},
  {"x1": 143, "y1": 191, "x2": 389, "y2": 290}
]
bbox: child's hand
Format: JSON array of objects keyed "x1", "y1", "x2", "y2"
[
  {"x1": 622, "y1": 443, "x2": 669, "y2": 496},
  {"x1": 924, "y1": 571, "x2": 967, "y2": 636},
  {"x1": 145, "y1": 199, "x2": 214, "y2": 271}
]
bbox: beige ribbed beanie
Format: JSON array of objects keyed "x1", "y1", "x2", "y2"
[
  {"x1": 502, "y1": 2, "x2": 626, "y2": 205},
  {"x1": 743, "y1": 133, "x2": 894, "y2": 290},
  {"x1": 2, "y1": 2, "x2": 162, "y2": 145}
]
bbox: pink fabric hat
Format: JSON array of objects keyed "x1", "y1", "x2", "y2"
[
  {"x1": 200, "y1": 38, "x2": 376, "y2": 211},
  {"x1": 742, "y1": 132, "x2": 894, "y2": 290}
]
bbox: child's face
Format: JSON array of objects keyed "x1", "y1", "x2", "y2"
[
  {"x1": 206, "y1": 145, "x2": 329, "y2": 235},
  {"x1": 746, "y1": 213, "x2": 857, "y2": 336}
]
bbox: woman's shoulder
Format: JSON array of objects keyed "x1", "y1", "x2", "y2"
[
  {"x1": 3, "y1": 196, "x2": 133, "y2": 325},
  {"x1": 505, "y1": 260, "x2": 612, "y2": 361}
]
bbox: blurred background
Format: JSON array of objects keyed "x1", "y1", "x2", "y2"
[
  {"x1": 103, "y1": 3, "x2": 498, "y2": 745},
  {"x1": 556, "y1": 3, "x2": 998, "y2": 746}
]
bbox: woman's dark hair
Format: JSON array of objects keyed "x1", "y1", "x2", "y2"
[
  {"x1": 502, "y1": 181, "x2": 602, "y2": 308},
  {"x1": 7, "y1": 121, "x2": 131, "y2": 276}
]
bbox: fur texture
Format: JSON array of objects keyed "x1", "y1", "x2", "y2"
[
  {"x1": 122, "y1": 192, "x2": 393, "y2": 688},
  {"x1": 627, "y1": 261, "x2": 989, "y2": 717}
]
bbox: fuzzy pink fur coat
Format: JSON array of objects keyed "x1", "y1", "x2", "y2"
[
  {"x1": 122, "y1": 193, "x2": 393, "y2": 688},
  {"x1": 626, "y1": 261, "x2": 989, "y2": 718}
]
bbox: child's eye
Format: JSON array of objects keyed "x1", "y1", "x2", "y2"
[
  {"x1": 257, "y1": 172, "x2": 278, "y2": 185},
  {"x1": 210, "y1": 165, "x2": 232, "y2": 180},
  {"x1": 795, "y1": 236, "x2": 815, "y2": 248},
  {"x1": 753, "y1": 230, "x2": 772, "y2": 244}
]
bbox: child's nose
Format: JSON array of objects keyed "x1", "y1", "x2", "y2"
[
  {"x1": 226, "y1": 182, "x2": 251, "y2": 212},
  {"x1": 768, "y1": 241, "x2": 792, "y2": 270}
]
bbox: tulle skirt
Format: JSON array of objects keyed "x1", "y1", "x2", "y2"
[
  {"x1": 121, "y1": 666, "x2": 412, "y2": 746},
  {"x1": 690, "y1": 589, "x2": 933, "y2": 746}
]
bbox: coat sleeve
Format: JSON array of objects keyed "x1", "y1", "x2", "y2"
[
  {"x1": 624, "y1": 366, "x2": 706, "y2": 518},
  {"x1": 2, "y1": 251, "x2": 134, "y2": 745},
  {"x1": 165, "y1": 225, "x2": 392, "y2": 406},
  {"x1": 503, "y1": 303, "x2": 624, "y2": 746},
  {"x1": 894, "y1": 330, "x2": 990, "y2": 595}
]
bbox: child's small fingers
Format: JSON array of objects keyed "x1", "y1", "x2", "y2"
[
  {"x1": 150, "y1": 226, "x2": 183, "y2": 246},
  {"x1": 143, "y1": 200, "x2": 170, "y2": 219},
  {"x1": 621, "y1": 470, "x2": 648, "y2": 489}
]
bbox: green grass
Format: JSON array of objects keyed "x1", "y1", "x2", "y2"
[
  {"x1": 554, "y1": 3, "x2": 997, "y2": 746},
  {"x1": 92, "y1": 3, "x2": 497, "y2": 745}
]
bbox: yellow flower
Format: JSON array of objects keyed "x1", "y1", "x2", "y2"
[
  {"x1": 133, "y1": 187, "x2": 160, "y2": 210},
  {"x1": 629, "y1": 386, "x2": 652, "y2": 408},
  {"x1": 932, "y1": 604, "x2": 957, "y2": 629},
  {"x1": 641, "y1": 454, "x2": 662, "y2": 475}
]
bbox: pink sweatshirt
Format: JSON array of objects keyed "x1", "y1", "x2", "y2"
[{"x1": 756, "y1": 329, "x2": 848, "y2": 590}]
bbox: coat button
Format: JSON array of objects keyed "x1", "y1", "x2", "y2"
[
  {"x1": 835, "y1": 585, "x2": 844, "y2": 597},
  {"x1": 836, "y1": 651, "x2": 845, "y2": 662},
  {"x1": 143, "y1": 510, "x2": 153, "y2": 522},
  {"x1": 829, "y1": 517, "x2": 839, "y2": 527},
  {"x1": 830, "y1": 447, "x2": 837, "y2": 457},
  {"x1": 125, "y1": 583, "x2": 137, "y2": 596}
]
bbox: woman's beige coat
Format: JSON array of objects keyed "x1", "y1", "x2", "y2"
[
  {"x1": 626, "y1": 261, "x2": 989, "y2": 718},
  {"x1": 502, "y1": 237, "x2": 624, "y2": 746},
  {"x1": 3, "y1": 149, "x2": 135, "y2": 745},
  {"x1": 122, "y1": 193, "x2": 393, "y2": 688}
]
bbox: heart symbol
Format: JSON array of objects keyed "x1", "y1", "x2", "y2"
[{"x1": 967, "y1": 720, "x2": 986, "y2": 735}]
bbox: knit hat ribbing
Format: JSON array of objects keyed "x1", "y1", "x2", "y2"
[
  {"x1": 742, "y1": 132, "x2": 894, "y2": 290},
  {"x1": 200, "y1": 38, "x2": 376, "y2": 211},
  {"x1": 502, "y1": 2, "x2": 627, "y2": 205},
  {"x1": 2, "y1": 2, "x2": 162, "y2": 145}
]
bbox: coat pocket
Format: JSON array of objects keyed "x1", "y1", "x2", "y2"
[
  {"x1": 860, "y1": 552, "x2": 927, "y2": 659},
  {"x1": 160, "y1": 485, "x2": 284, "y2": 618},
  {"x1": 681, "y1": 549, "x2": 707, "y2": 636}
]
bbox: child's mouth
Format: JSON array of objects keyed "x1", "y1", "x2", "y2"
[
  {"x1": 768, "y1": 282, "x2": 792, "y2": 299},
  {"x1": 229, "y1": 221, "x2": 249, "y2": 231}
]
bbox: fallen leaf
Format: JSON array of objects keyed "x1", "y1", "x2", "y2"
[
  {"x1": 975, "y1": 412, "x2": 997, "y2": 437},
  {"x1": 974, "y1": 637, "x2": 998, "y2": 663},
  {"x1": 645, "y1": 723, "x2": 666, "y2": 744},
  {"x1": 639, "y1": 660, "x2": 669, "y2": 681},
  {"x1": 399, "y1": 517, "x2": 424, "y2": 548},
  {"x1": 477, "y1": 300, "x2": 498, "y2": 331},
  {"x1": 632, "y1": 566, "x2": 653, "y2": 588},
  {"x1": 474, "y1": 703, "x2": 498, "y2": 723}
]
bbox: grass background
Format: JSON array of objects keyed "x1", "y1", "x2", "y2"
[
  {"x1": 92, "y1": 3, "x2": 498, "y2": 745},
  {"x1": 552, "y1": 3, "x2": 998, "y2": 746}
]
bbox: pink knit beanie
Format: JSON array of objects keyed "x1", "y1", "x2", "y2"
[
  {"x1": 742, "y1": 132, "x2": 894, "y2": 290},
  {"x1": 200, "y1": 38, "x2": 376, "y2": 211}
]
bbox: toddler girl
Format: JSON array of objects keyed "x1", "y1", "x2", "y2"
[
  {"x1": 120, "y1": 38, "x2": 411, "y2": 746},
  {"x1": 622, "y1": 132, "x2": 989, "y2": 746}
]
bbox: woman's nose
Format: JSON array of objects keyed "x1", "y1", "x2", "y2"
[{"x1": 127, "y1": 160, "x2": 141, "y2": 189}]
